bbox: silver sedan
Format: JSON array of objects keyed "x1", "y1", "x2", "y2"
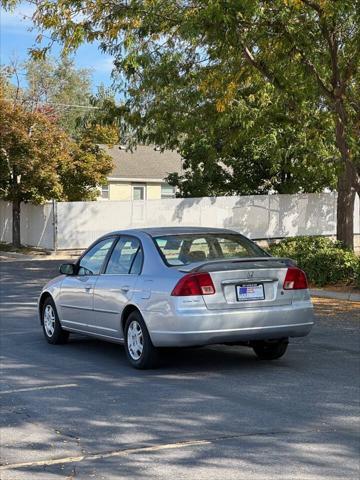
[{"x1": 39, "y1": 227, "x2": 314, "y2": 368}]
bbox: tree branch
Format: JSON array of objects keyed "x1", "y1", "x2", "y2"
[
  {"x1": 300, "y1": 0, "x2": 323, "y2": 14},
  {"x1": 241, "y1": 45, "x2": 284, "y2": 90},
  {"x1": 300, "y1": 0, "x2": 342, "y2": 94},
  {"x1": 343, "y1": 48, "x2": 360, "y2": 84},
  {"x1": 293, "y1": 46, "x2": 334, "y2": 98}
]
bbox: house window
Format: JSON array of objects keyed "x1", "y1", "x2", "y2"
[
  {"x1": 101, "y1": 184, "x2": 109, "y2": 199},
  {"x1": 132, "y1": 184, "x2": 146, "y2": 200},
  {"x1": 161, "y1": 184, "x2": 176, "y2": 199}
]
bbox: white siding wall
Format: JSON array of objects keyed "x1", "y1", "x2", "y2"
[{"x1": 0, "y1": 193, "x2": 359, "y2": 250}]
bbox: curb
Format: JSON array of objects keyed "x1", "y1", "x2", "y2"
[
  {"x1": 310, "y1": 289, "x2": 360, "y2": 302},
  {"x1": 0, "y1": 252, "x2": 39, "y2": 261},
  {"x1": 0, "y1": 252, "x2": 73, "y2": 261}
]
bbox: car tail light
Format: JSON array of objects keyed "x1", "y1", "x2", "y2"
[
  {"x1": 283, "y1": 267, "x2": 308, "y2": 290},
  {"x1": 171, "y1": 272, "x2": 215, "y2": 296}
]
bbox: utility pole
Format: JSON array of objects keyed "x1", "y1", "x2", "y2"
[{"x1": 52, "y1": 199, "x2": 58, "y2": 253}]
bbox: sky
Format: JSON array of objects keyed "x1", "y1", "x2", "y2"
[{"x1": 0, "y1": 2, "x2": 115, "y2": 92}]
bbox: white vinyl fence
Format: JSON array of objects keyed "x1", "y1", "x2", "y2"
[
  {"x1": 1, "y1": 193, "x2": 359, "y2": 251},
  {"x1": 0, "y1": 201, "x2": 55, "y2": 249}
]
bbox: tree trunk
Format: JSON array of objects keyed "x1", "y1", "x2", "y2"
[
  {"x1": 334, "y1": 97, "x2": 355, "y2": 250},
  {"x1": 12, "y1": 199, "x2": 21, "y2": 248},
  {"x1": 336, "y1": 162, "x2": 355, "y2": 249}
]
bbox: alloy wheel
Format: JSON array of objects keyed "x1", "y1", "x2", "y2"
[
  {"x1": 44, "y1": 304, "x2": 56, "y2": 337},
  {"x1": 127, "y1": 320, "x2": 144, "y2": 360}
]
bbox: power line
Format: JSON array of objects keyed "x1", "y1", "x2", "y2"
[
  {"x1": 41, "y1": 102, "x2": 100, "y2": 109},
  {"x1": 4, "y1": 99, "x2": 100, "y2": 109}
]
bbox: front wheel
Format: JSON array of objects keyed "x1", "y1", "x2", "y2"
[
  {"x1": 252, "y1": 339, "x2": 288, "y2": 360},
  {"x1": 124, "y1": 311, "x2": 159, "y2": 369},
  {"x1": 42, "y1": 297, "x2": 69, "y2": 345}
]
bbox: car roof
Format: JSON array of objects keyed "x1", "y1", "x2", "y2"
[{"x1": 106, "y1": 226, "x2": 240, "y2": 237}]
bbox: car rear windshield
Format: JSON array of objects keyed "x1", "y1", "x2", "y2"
[{"x1": 153, "y1": 233, "x2": 269, "y2": 266}]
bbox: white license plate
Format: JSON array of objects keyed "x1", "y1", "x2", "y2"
[{"x1": 236, "y1": 283, "x2": 265, "y2": 301}]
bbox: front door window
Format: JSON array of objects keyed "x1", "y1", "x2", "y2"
[{"x1": 78, "y1": 238, "x2": 115, "y2": 275}]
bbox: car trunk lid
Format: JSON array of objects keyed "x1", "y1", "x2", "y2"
[{"x1": 179, "y1": 258, "x2": 295, "y2": 310}]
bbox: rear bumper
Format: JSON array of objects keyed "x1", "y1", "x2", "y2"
[{"x1": 144, "y1": 301, "x2": 314, "y2": 347}]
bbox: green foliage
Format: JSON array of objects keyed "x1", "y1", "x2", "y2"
[
  {"x1": 2, "y1": 60, "x2": 125, "y2": 145},
  {"x1": 2, "y1": 0, "x2": 359, "y2": 247},
  {"x1": 59, "y1": 140, "x2": 113, "y2": 201},
  {"x1": 166, "y1": 91, "x2": 338, "y2": 196},
  {"x1": 2, "y1": 57, "x2": 92, "y2": 138},
  {"x1": 79, "y1": 85, "x2": 124, "y2": 145},
  {"x1": 3, "y1": 0, "x2": 356, "y2": 198},
  {"x1": 270, "y1": 236, "x2": 360, "y2": 287},
  {"x1": 82, "y1": 124, "x2": 120, "y2": 145}
]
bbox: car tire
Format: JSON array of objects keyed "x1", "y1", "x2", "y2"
[
  {"x1": 252, "y1": 338, "x2": 288, "y2": 360},
  {"x1": 42, "y1": 297, "x2": 69, "y2": 345},
  {"x1": 124, "y1": 311, "x2": 159, "y2": 369}
]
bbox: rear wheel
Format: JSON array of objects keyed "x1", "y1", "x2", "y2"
[
  {"x1": 252, "y1": 339, "x2": 288, "y2": 360},
  {"x1": 124, "y1": 311, "x2": 159, "y2": 369},
  {"x1": 42, "y1": 297, "x2": 69, "y2": 345}
]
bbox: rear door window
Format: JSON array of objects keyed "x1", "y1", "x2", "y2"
[{"x1": 105, "y1": 237, "x2": 143, "y2": 274}]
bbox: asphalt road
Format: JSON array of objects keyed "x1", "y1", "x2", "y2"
[{"x1": 0, "y1": 259, "x2": 359, "y2": 480}]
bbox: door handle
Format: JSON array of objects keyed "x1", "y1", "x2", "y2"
[
  {"x1": 84, "y1": 285, "x2": 94, "y2": 291},
  {"x1": 120, "y1": 285, "x2": 130, "y2": 293}
]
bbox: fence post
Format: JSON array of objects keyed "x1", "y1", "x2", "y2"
[{"x1": 52, "y1": 199, "x2": 58, "y2": 253}]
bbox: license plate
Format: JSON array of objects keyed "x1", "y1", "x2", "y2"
[{"x1": 236, "y1": 283, "x2": 265, "y2": 301}]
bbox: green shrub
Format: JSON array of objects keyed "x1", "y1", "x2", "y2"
[{"x1": 269, "y1": 236, "x2": 360, "y2": 287}]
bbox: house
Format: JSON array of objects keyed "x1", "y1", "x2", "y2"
[{"x1": 99, "y1": 145, "x2": 183, "y2": 201}]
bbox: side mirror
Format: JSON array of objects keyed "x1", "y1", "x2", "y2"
[{"x1": 59, "y1": 263, "x2": 76, "y2": 275}]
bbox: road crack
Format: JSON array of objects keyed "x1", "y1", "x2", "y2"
[{"x1": 0, "y1": 428, "x2": 338, "y2": 471}]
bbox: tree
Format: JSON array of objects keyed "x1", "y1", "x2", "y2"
[
  {"x1": 0, "y1": 98, "x2": 113, "y2": 247},
  {"x1": 2, "y1": 0, "x2": 359, "y2": 248},
  {"x1": 166, "y1": 84, "x2": 337, "y2": 197},
  {"x1": 79, "y1": 85, "x2": 125, "y2": 145},
  {"x1": 2, "y1": 56, "x2": 92, "y2": 137},
  {"x1": 59, "y1": 139, "x2": 114, "y2": 201}
]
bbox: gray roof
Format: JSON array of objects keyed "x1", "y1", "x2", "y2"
[{"x1": 102, "y1": 145, "x2": 183, "y2": 181}]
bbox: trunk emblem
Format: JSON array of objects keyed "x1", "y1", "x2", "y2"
[{"x1": 247, "y1": 271, "x2": 254, "y2": 278}]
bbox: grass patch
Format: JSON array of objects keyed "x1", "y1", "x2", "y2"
[{"x1": 0, "y1": 242, "x2": 40, "y2": 254}]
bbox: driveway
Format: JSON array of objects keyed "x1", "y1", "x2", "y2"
[{"x1": 0, "y1": 259, "x2": 359, "y2": 479}]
